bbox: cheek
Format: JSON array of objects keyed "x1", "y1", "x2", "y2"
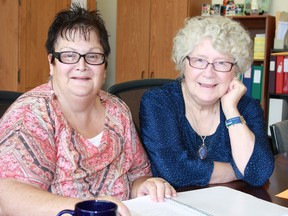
[
  {"x1": 220, "y1": 75, "x2": 234, "y2": 91},
  {"x1": 93, "y1": 65, "x2": 106, "y2": 77},
  {"x1": 220, "y1": 72, "x2": 234, "y2": 83},
  {"x1": 53, "y1": 64, "x2": 73, "y2": 76},
  {"x1": 221, "y1": 83, "x2": 230, "y2": 94},
  {"x1": 184, "y1": 68, "x2": 200, "y2": 80}
]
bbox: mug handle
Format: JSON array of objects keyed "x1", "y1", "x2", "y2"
[{"x1": 57, "y1": 210, "x2": 75, "y2": 216}]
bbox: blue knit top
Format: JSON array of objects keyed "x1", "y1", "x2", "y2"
[{"x1": 139, "y1": 79, "x2": 274, "y2": 188}]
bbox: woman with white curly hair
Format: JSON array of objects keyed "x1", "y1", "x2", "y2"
[{"x1": 139, "y1": 16, "x2": 274, "y2": 188}]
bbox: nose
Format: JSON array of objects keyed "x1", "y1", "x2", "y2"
[
  {"x1": 77, "y1": 56, "x2": 88, "y2": 71},
  {"x1": 202, "y1": 63, "x2": 216, "y2": 77}
]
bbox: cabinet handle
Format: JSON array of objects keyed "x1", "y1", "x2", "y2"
[
  {"x1": 150, "y1": 72, "x2": 154, "y2": 78},
  {"x1": 141, "y1": 71, "x2": 145, "y2": 79},
  {"x1": 18, "y1": 68, "x2": 20, "y2": 84}
]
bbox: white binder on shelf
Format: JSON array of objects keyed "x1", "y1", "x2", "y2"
[{"x1": 267, "y1": 98, "x2": 288, "y2": 136}]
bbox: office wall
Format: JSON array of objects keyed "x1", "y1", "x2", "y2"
[{"x1": 96, "y1": 0, "x2": 117, "y2": 90}]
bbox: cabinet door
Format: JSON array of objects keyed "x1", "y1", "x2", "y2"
[
  {"x1": 0, "y1": 0, "x2": 19, "y2": 91},
  {"x1": 116, "y1": 0, "x2": 150, "y2": 83},
  {"x1": 149, "y1": 0, "x2": 188, "y2": 79},
  {"x1": 19, "y1": 0, "x2": 71, "y2": 92}
]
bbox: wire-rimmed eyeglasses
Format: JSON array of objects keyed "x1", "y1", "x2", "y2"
[
  {"x1": 186, "y1": 56, "x2": 236, "y2": 72},
  {"x1": 52, "y1": 51, "x2": 106, "y2": 65}
]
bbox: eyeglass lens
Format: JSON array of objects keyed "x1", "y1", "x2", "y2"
[
  {"x1": 55, "y1": 51, "x2": 105, "y2": 65},
  {"x1": 187, "y1": 57, "x2": 234, "y2": 72}
]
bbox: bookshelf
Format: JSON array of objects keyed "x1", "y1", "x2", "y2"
[
  {"x1": 231, "y1": 15, "x2": 275, "y2": 120},
  {"x1": 267, "y1": 94, "x2": 288, "y2": 137},
  {"x1": 266, "y1": 49, "x2": 288, "y2": 136}
]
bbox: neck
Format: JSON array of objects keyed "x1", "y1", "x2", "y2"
[{"x1": 182, "y1": 83, "x2": 219, "y2": 136}]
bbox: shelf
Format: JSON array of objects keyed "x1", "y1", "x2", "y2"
[
  {"x1": 253, "y1": 58, "x2": 265, "y2": 61},
  {"x1": 232, "y1": 15, "x2": 275, "y2": 121},
  {"x1": 269, "y1": 94, "x2": 288, "y2": 99}
]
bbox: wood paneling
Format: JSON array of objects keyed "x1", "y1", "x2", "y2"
[
  {"x1": 0, "y1": 0, "x2": 19, "y2": 90},
  {"x1": 0, "y1": 0, "x2": 71, "y2": 92},
  {"x1": 116, "y1": 0, "x2": 191, "y2": 83}
]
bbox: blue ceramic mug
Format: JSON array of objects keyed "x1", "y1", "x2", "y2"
[{"x1": 57, "y1": 200, "x2": 118, "y2": 216}]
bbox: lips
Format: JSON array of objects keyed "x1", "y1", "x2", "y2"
[
  {"x1": 72, "y1": 76, "x2": 91, "y2": 80},
  {"x1": 199, "y1": 83, "x2": 217, "y2": 88}
]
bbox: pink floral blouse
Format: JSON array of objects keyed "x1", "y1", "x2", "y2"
[{"x1": 0, "y1": 82, "x2": 152, "y2": 200}]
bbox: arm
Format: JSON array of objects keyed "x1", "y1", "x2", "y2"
[
  {"x1": 221, "y1": 78, "x2": 274, "y2": 186},
  {"x1": 221, "y1": 78, "x2": 255, "y2": 173},
  {"x1": 0, "y1": 179, "x2": 79, "y2": 216},
  {"x1": 210, "y1": 162, "x2": 237, "y2": 184},
  {"x1": 0, "y1": 179, "x2": 130, "y2": 216}
]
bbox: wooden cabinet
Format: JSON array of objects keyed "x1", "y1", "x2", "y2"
[
  {"x1": 0, "y1": 0, "x2": 71, "y2": 92},
  {"x1": 0, "y1": 0, "x2": 19, "y2": 91},
  {"x1": 116, "y1": 0, "x2": 211, "y2": 83},
  {"x1": 231, "y1": 15, "x2": 275, "y2": 119}
]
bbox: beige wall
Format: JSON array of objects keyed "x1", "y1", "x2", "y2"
[
  {"x1": 96, "y1": 0, "x2": 117, "y2": 90},
  {"x1": 212, "y1": 0, "x2": 288, "y2": 15}
]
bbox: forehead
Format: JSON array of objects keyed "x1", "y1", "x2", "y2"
[
  {"x1": 191, "y1": 38, "x2": 232, "y2": 60},
  {"x1": 60, "y1": 27, "x2": 99, "y2": 42},
  {"x1": 54, "y1": 28, "x2": 101, "y2": 49}
]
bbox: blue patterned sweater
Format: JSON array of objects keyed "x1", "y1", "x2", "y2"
[{"x1": 139, "y1": 79, "x2": 274, "y2": 187}]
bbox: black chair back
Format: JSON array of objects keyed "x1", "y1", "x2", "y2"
[
  {"x1": 108, "y1": 78, "x2": 174, "y2": 135},
  {"x1": 0, "y1": 91, "x2": 23, "y2": 117},
  {"x1": 270, "y1": 119, "x2": 288, "y2": 155}
]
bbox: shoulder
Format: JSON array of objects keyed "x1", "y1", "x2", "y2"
[
  {"x1": 0, "y1": 83, "x2": 55, "y2": 131},
  {"x1": 5, "y1": 83, "x2": 53, "y2": 113},
  {"x1": 140, "y1": 79, "x2": 185, "y2": 118},
  {"x1": 141, "y1": 79, "x2": 182, "y2": 103},
  {"x1": 100, "y1": 90, "x2": 131, "y2": 117}
]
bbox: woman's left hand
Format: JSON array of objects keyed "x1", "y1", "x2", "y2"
[
  {"x1": 221, "y1": 77, "x2": 246, "y2": 117},
  {"x1": 132, "y1": 177, "x2": 177, "y2": 202}
]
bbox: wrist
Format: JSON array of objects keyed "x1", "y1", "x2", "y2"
[
  {"x1": 131, "y1": 176, "x2": 149, "y2": 198},
  {"x1": 225, "y1": 116, "x2": 246, "y2": 128},
  {"x1": 222, "y1": 105, "x2": 239, "y2": 118}
]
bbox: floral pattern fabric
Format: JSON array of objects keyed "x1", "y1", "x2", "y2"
[{"x1": 0, "y1": 82, "x2": 151, "y2": 200}]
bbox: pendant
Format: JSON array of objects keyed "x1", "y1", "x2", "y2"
[{"x1": 198, "y1": 142, "x2": 208, "y2": 160}]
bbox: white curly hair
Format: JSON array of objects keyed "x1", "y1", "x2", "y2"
[{"x1": 172, "y1": 15, "x2": 253, "y2": 78}]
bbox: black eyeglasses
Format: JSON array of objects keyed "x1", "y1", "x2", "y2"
[
  {"x1": 186, "y1": 56, "x2": 236, "y2": 72},
  {"x1": 52, "y1": 51, "x2": 106, "y2": 65}
]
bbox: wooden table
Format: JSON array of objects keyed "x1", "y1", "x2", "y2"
[
  {"x1": 177, "y1": 152, "x2": 288, "y2": 207},
  {"x1": 263, "y1": 152, "x2": 288, "y2": 207}
]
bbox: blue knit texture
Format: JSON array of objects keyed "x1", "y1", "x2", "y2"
[{"x1": 140, "y1": 80, "x2": 274, "y2": 188}]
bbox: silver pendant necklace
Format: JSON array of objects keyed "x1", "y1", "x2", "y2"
[
  {"x1": 198, "y1": 136, "x2": 208, "y2": 160},
  {"x1": 183, "y1": 84, "x2": 218, "y2": 160},
  {"x1": 189, "y1": 100, "x2": 218, "y2": 160}
]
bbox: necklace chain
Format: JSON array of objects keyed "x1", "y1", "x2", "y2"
[
  {"x1": 183, "y1": 84, "x2": 218, "y2": 159},
  {"x1": 190, "y1": 102, "x2": 218, "y2": 140},
  {"x1": 190, "y1": 102, "x2": 217, "y2": 159}
]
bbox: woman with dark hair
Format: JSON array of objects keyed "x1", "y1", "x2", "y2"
[{"x1": 0, "y1": 4, "x2": 175, "y2": 216}]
